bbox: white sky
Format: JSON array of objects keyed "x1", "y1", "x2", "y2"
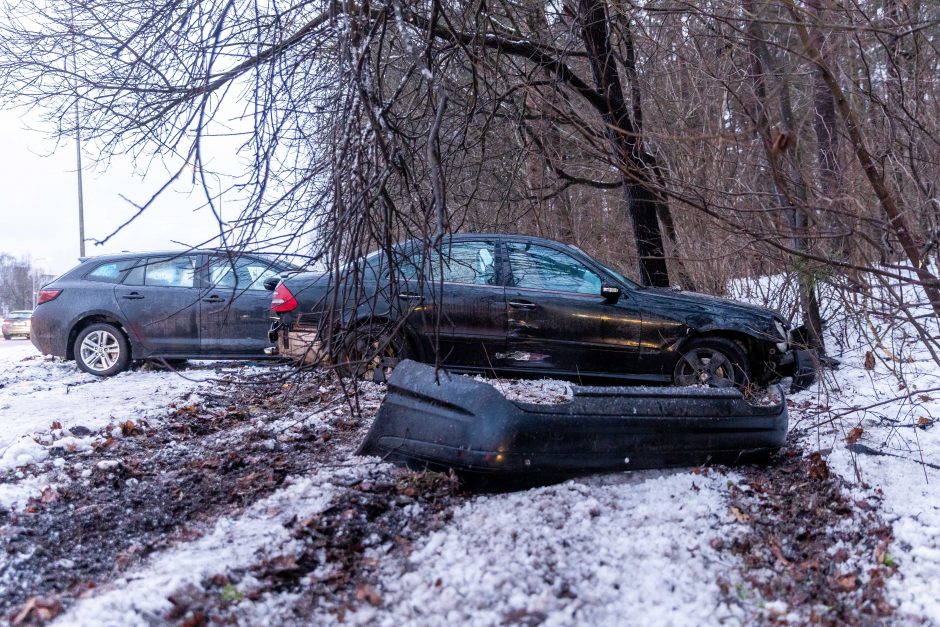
[{"x1": 0, "y1": 108, "x2": 228, "y2": 277}]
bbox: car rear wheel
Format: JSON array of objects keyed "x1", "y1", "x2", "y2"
[
  {"x1": 74, "y1": 323, "x2": 131, "y2": 377},
  {"x1": 338, "y1": 323, "x2": 403, "y2": 383},
  {"x1": 673, "y1": 337, "x2": 750, "y2": 389}
]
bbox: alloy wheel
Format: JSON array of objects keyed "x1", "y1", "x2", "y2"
[
  {"x1": 79, "y1": 330, "x2": 122, "y2": 373},
  {"x1": 674, "y1": 347, "x2": 738, "y2": 388}
]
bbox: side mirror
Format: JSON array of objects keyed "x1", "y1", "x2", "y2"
[
  {"x1": 263, "y1": 276, "x2": 280, "y2": 291},
  {"x1": 601, "y1": 283, "x2": 621, "y2": 303}
]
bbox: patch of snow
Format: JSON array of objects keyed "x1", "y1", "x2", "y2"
[
  {"x1": 0, "y1": 347, "x2": 252, "y2": 472},
  {"x1": 470, "y1": 375, "x2": 573, "y2": 404},
  {"x1": 55, "y1": 472, "x2": 345, "y2": 625},
  {"x1": 348, "y1": 470, "x2": 745, "y2": 626}
]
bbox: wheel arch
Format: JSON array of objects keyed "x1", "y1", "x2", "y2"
[
  {"x1": 346, "y1": 313, "x2": 421, "y2": 361},
  {"x1": 67, "y1": 313, "x2": 134, "y2": 361}
]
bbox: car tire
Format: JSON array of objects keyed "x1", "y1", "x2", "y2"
[
  {"x1": 673, "y1": 337, "x2": 750, "y2": 389},
  {"x1": 337, "y1": 323, "x2": 405, "y2": 383},
  {"x1": 2, "y1": 334, "x2": 10, "y2": 341},
  {"x1": 74, "y1": 323, "x2": 131, "y2": 377}
]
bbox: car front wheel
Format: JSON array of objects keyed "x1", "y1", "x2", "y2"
[
  {"x1": 673, "y1": 337, "x2": 750, "y2": 389},
  {"x1": 74, "y1": 323, "x2": 131, "y2": 377}
]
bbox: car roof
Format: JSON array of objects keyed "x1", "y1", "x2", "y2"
[
  {"x1": 78, "y1": 249, "x2": 280, "y2": 263},
  {"x1": 9, "y1": 310, "x2": 32, "y2": 314}
]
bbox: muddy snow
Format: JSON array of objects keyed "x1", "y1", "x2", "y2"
[{"x1": 2, "y1": 278, "x2": 940, "y2": 627}]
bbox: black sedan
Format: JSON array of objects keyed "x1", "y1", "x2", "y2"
[
  {"x1": 31, "y1": 250, "x2": 295, "y2": 376},
  {"x1": 268, "y1": 234, "x2": 810, "y2": 388}
]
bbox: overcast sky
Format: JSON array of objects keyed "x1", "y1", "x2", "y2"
[{"x1": 0, "y1": 108, "x2": 228, "y2": 277}]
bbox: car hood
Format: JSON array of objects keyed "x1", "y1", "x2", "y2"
[{"x1": 636, "y1": 287, "x2": 785, "y2": 324}]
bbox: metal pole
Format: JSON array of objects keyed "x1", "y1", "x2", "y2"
[
  {"x1": 75, "y1": 104, "x2": 85, "y2": 258},
  {"x1": 71, "y1": 5, "x2": 85, "y2": 258}
]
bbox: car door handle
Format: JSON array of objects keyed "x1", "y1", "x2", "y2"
[
  {"x1": 122, "y1": 292, "x2": 144, "y2": 300},
  {"x1": 202, "y1": 295, "x2": 225, "y2": 303},
  {"x1": 398, "y1": 293, "x2": 423, "y2": 301},
  {"x1": 508, "y1": 300, "x2": 537, "y2": 310}
]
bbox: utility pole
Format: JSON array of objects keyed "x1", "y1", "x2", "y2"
[
  {"x1": 75, "y1": 104, "x2": 85, "y2": 258},
  {"x1": 71, "y1": 4, "x2": 85, "y2": 258}
]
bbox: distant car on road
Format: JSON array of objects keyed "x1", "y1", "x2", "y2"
[
  {"x1": 2, "y1": 310, "x2": 33, "y2": 340},
  {"x1": 268, "y1": 233, "x2": 813, "y2": 389},
  {"x1": 30, "y1": 251, "x2": 296, "y2": 376}
]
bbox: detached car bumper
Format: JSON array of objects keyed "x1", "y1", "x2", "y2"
[{"x1": 358, "y1": 360, "x2": 789, "y2": 479}]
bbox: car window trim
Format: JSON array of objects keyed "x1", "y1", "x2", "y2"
[
  {"x1": 205, "y1": 254, "x2": 286, "y2": 292},
  {"x1": 504, "y1": 240, "x2": 609, "y2": 296},
  {"x1": 131, "y1": 254, "x2": 201, "y2": 289},
  {"x1": 414, "y1": 240, "x2": 501, "y2": 287}
]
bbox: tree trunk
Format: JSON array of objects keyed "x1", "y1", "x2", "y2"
[
  {"x1": 578, "y1": 0, "x2": 669, "y2": 287},
  {"x1": 744, "y1": 0, "x2": 826, "y2": 354}
]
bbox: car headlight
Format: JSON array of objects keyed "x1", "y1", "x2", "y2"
[{"x1": 773, "y1": 319, "x2": 789, "y2": 351}]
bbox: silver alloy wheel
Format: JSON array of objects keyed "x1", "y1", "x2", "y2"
[
  {"x1": 674, "y1": 348, "x2": 736, "y2": 388},
  {"x1": 79, "y1": 330, "x2": 122, "y2": 373}
]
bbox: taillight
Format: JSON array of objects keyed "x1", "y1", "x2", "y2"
[
  {"x1": 37, "y1": 289, "x2": 62, "y2": 305},
  {"x1": 271, "y1": 283, "x2": 297, "y2": 313}
]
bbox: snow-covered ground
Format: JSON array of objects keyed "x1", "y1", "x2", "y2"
[
  {"x1": 0, "y1": 342, "x2": 260, "y2": 506},
  {"x1": 3, "y1": 269, "x2": 940, "y2": 626},
  {"x1": 733, "y1": 271, "x2": 940, "y2": 621}
]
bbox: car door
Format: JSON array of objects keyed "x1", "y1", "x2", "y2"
[
  {"x1": 114, "y1": 255, "x2": 201, "y2": 355},
  {"x1": 405, "y1": 239, "x2": 507, "y2": 370},
  {"x1": 503, "y1": 241, "x2": 645, "y2": 380},
  {"x1": 200, "y1": 255, "x2": 286, "y2": 355}
]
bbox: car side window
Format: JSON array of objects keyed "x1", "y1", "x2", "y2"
[
  {"x1": 142, "y1": 257, "x2": 197, "y2": 288},
  {"x1": 507, "y1": 242, "x2": 602, "y2": 295},
  {"x1": 429, "y1": 241, "x2": 497, "y2": 285},
  {"x1": 208, "y1": 257, "x2": 282, "y2": 291},
  {"x1": 86, "y1": 260, "x2": 138, "y2": 283}
]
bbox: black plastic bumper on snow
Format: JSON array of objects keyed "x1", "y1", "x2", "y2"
[{"x1": 357, "y1": 360, "x2": 788, "y2": 479}]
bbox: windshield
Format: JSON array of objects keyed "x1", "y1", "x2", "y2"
[
  {"x1": 593, "y1": 258, "x2": 637, "y2": 287},
  {"x1": 566, "y1": 244, "x2": 637, "y2": 287}
]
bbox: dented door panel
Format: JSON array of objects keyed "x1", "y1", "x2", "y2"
[{"x1": 503, "y1": 287, "x2": 646, "y2": 379}]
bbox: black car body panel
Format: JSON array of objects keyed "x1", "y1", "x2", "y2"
[
  {"x1": 274, "y1": 234, "x2": 808, "y2": 386},
  {"x1": 357, "y1": 360, "x2": 788, "y2": 478},
  {"x1": 31, "y1": 250, "x2": 295, "y2": 363}
]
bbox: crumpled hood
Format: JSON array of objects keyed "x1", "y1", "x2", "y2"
[{"x1": 638, "y1": 287, "x2": 785, "y2": 324}]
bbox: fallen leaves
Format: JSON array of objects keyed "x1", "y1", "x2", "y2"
[
  {"x1": 716, "y1": 445, "x2": 895, "y2": 624},
  {"x1": 11, "y1": 596, "x2": 63, "y2": 625},
  {"x1": 729, "y1": 506, "x2": 751, "y2": 523},
  {"x1": 805, "y1": 452, "x2": 830, "y2": 481},
  {"x1": 864, "y1": 351, "x2": 876, "y2": 370},
  {"x1": 355, "y1": 585, "x2": 382, "y2": 607},
  {"x1": 845, "y1": 426, "x2": 864, "y2": 445},
  {"x1": 834, "y1": 573, "x2": 857, "y2": 590}
]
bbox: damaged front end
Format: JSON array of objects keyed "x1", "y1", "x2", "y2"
[{"x1": 358, "y1": 360, "x2": 788, "y2": 480}]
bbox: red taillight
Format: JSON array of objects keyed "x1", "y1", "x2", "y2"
[
  {"x1": 271, "y1": 283, "x2": 297, "y2": 313},
  {"x1": 37, "y1": 289, "x2": 62, "y2": 305}
]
